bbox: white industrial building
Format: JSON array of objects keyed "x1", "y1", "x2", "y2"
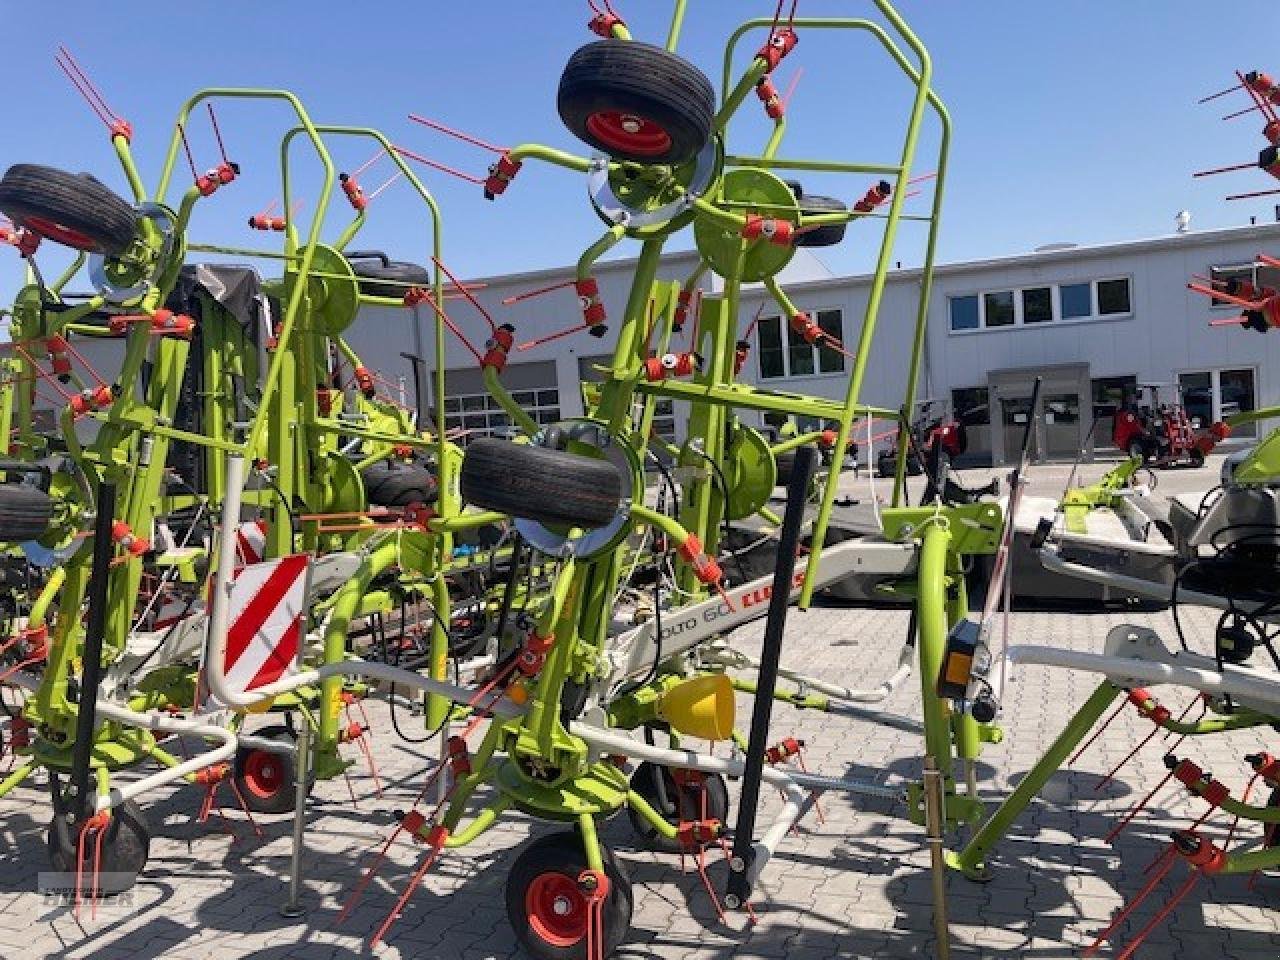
[
  {"x1": 348, "y1": 220, "x2": 1280, "y2": 465},
  {"x1": 43, "y1": 221, "x2": 1280, "y2": 466}
]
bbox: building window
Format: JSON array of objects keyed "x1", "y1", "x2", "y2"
[
  {"x1": 1220, "y1": 368, "x2": 1257, "y2": 433},
  {"x1": 983, "y1": 291, "x2": 1015, "y2": 327},
  {"x1": 1097, "y1": 278, "x2": 1131, "y2": 316},
  {"x1": 1060, "y1": 282, "x2": 1092, "y2": 319},
  {"x1": 758, "y1": 315, "x2": 785, "y2": 379},
  {"x1": 816, "y1": 310, "x2": 844, "y2": 373},
  {"x1": 951, "y1": 387, "x2": 990, "y2": 425},
  {"x1": 757, "y1": 309, "x2": 845, "y2": 379},
  {"x1": 1022, "y1": 287, "x2": 1052, "y2": 324},
  {"x1": 787, "y1": 325, "x2": 816, "y2": 376},
  {"x1": 950, "y1": 277, "x2": 1133, "y2": 332},
  {"x1": 949, "y1": 295, "x2": 980, "y2": 331},
  {"x1": 1209, "y1": 264, "x2": 1254, "y2": 307},
  {"x1": 1177, "y1": 368, "x2": 1257, "y2": 438},
  {"x1": 651, "y1": 398, "x2": 676, "y2": 440},
  {"x1": 1207, "y1": 263, "x2": 1280, "y2": 307},
  {"x1": 443, "y1": 388, "x2": 560, "y2": 441}
]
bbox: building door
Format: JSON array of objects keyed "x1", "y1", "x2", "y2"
[
  {"x1": 988, "y1": 363, "x2": 1091, "y2": 465},
  {"x1": 1001, "y1": 394, "x2": 1039, "y2": 463},
  {"x1": 1042, "y1": 391, "x2": 1083, "y2": 458}
]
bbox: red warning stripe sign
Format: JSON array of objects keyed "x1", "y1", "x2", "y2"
[
  {"x1": 235, "y1": 519, "x2": 269, "y2": 566},
  {"x1": 223, "y1": 553, "x2": 309, "y2": 693}
]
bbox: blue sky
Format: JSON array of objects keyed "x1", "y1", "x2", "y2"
[{"x1": 3, "y1": 1, "x2": 1280, "y2": 292}]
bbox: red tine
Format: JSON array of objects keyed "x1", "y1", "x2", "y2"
[
  {"x1": 407, "y1": 114, "x2": 508, "y2": 154},
  {"x1": 394, "y1": 146, "x2": 484, "y2": 186},
  {"x1": 431, "y1": 256, "x2": 496, "y2": 332},
  {"x1": 501, "y1": 278, "x2": 578, "y2": 306},
  {"x1": 367, "y1": 171, "x2": 404, "y2": 201},
  {"x1": 1199, "y1": 80, "x2": 1243, "y2": 104},
  {"x1": 207, "y1": 104, "x2": 230, "y2": 163},
  {"x1": 350, "y1": 149, "x2": 384, "y2": 179}
]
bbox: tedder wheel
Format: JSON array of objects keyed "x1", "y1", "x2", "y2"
[
  {"x1": 361, "y1": 459, "x2": 439, "y2": 507},
  {"x1": 507, "y1": 831, "x2": 633, "y2": 960},
  {"x1": 795, "y1": 194, "x2": 849, "y2": 248},
  {"x1": 460, "y1": 438, "x2": 622, "y2": 529},
  {"x1": 347, "y1": 252, "x2": 431, "y2": 299},
  {"x1": 47, "y1": 800, "x2": 151, "y2": 896},
  {"x1": 233, "y1": 724, "x2": 309, "y2": 814},
  {"x1": 626, "y1": 761, "x2": 729, "y2": 855},
  {"x1": 0, "y1": 164, "x2": 138, "y2": 256},
  {"x1": 557, "y1": 40, "x2": 716, "y2": 166},
  {"x1": 0, "y1": 484, "x2": 53, "y2": 542}
]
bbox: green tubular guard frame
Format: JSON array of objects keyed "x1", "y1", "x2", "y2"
[
  {"x1": 6, "y1": 91, "x2": 486, "y2": 799},
  {"x1": 410, "y1": 1, "x2": 1003, "y2": 857}
]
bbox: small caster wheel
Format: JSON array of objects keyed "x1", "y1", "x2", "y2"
[
  {"x1": 626, "y1": 761, "x2": 729, "y2": 854},
  {"x1": 506, "y1": 831, "x2": 633, "y2": 960}
]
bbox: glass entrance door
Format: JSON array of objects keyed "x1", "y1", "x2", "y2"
[
  {"x1": 1002, "y1": 395, "x2": 1038, "y2": 462},
  {"x1": 1043, "y1": 392, "x2": 1082, "y2": 458}
]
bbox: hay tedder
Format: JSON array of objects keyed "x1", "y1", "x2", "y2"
[
  {"x1": 0, "y1": 3, "x2": 1013, "y2": 954},
  {"x1": 33, "y1": 4, "x2": 1280, "y2": 959}
]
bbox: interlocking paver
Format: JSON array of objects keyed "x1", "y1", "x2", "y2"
[{"x1": 2, "y1": 457, "x2": 1277, "y2": 958}]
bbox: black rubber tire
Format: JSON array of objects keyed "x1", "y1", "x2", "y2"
[
  {"x1": 795, "y1": 194, "x2": 848, "y2": 248},
  {"x1": 233, "y1": 725, "x2": 308, "y2": 815},
  {"x1": 47, "y1": 800, "x2": 151, "y2": 897},
  {"x1": 461, "y1": 438, "x2": 622, "y2": 529},
  {"x1": 1189, "y1": 448, "x2": 1206, "y2": 469},
  {"x1": 348, "y1": 255, "x2": 430, "y2": 299},
  {"x1": 361, "y1": 459, "x2": 438, "y2": 507},
  {"x1": 626, "y1": 761, "x2": 729, "y2": 854},
  {"x1": 0, "y1": 164, "x2": 138, "y2": 256},
  {"x1": 506, "y1": 831, "x2": 633, "y2": 960},
  {"x1": 1127, "y1": 441, "x2": 1149, "y2": 463},
  {"x1": 557, "y1": 40, "x2": 716, "y2": 166},
  {"x1": 0, "y1": 484, "x2": 53, "y2": 542}
]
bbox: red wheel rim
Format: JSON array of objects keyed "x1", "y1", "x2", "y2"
[
  {"x1": 22, "y1": 216, "x2": 99, "y2": 252},
  {"x1": 241, "y1": 751, "x2": 284, "y2": 800},
  {"x1": 525, "y1": 872, "x2": 588, "y2": 948},
  {"x1": 585, "y1": 111, "x2": 672, "y2": 158}
]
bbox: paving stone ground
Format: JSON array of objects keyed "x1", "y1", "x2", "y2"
[{"x1": 1, "y1": 454, "x2": 1278, "y2": 959}]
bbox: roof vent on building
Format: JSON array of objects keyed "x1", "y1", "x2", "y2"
[
  {"x1": 1176, "y1": 210, "x2": 1191, "y2": 233},
  {"x1": 1033, "y1": 242, "x2": 1078, "y2": 253}
]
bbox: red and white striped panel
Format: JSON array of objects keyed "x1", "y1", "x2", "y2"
[
  {"x1": 236, "y1": 519, "x2": 269, "y2": 567},
  {"x1": 223, "y1": 553, "x2": 309, "y2": 694}
]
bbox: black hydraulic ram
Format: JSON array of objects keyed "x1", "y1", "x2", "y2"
[
  {"x1": 725, "y1": 445, "x2": 817, "y2": 909},
  {"x1": 67, "y1": 480, "x2": 118, "y2": 818}
]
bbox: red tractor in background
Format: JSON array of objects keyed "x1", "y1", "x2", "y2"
[{"x1": 1112, "y1": 383, "x2": 1223, "y2": 467}]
